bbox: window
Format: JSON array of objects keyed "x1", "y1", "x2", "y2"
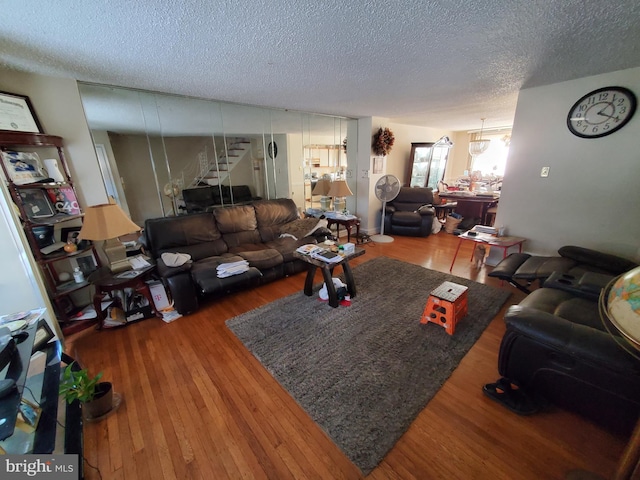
[{"x1": 470, "y1": 132, "x2": 510, "y2": 176}]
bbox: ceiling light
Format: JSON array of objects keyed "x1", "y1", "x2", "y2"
[{"x1": 469, "y1": 118, "x2": 490, "y2": 156}]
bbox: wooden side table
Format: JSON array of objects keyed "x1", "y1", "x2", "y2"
[
  {"x1": 89, "y1": 265, "x2": 158, "y2": 329},
  {"x1": 450, "y1": 230, "x2": 525, "y2": 272},
  {"x1": 326, "y1": 217, "x2": 360, "y2": 243}
]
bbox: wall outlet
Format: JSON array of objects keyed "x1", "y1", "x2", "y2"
[{"x1": 540, "y1": 166, "x2": 550, "y2": 177}]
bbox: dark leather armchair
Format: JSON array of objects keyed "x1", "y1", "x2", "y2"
[
  {"x1": 492, "y1": 284, "x2": 640, "y2": 434},
  {"x1": 383, "y1": 186, "x2": 435, "y2": 237}
]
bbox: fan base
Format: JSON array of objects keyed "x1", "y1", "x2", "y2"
[{"x1": 370, "y1": 234, "x2": 394, "y2": 243}]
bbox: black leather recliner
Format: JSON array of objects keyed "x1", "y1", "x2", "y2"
[
  {"x1": 383, "y1": 186, "x2": 435, "y2": 237},
  {"x1": 490, "y1": 276, "x2": 640, "y2": 434},
  {"x1": 489, "y1": 245, "x2": 638, "y2": 294}
]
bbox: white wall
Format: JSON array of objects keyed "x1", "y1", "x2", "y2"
[{"x1": 498, "y1": 67, "x2": 640, "y2": 260}]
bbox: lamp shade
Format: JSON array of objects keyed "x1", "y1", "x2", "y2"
[
  {"x1": 79, "y1": 203, "x2": 141, "y2": 241},
  {"x1": 327, "y1": 180, "x2": 353, "y2": 197},
  {"x1": 311, "y1": 178, "x2": 331, "y2": 195}
]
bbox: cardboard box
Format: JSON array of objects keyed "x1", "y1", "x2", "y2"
[{"x1": 147, "y1": 280, "x2": 171, "y2": 311}]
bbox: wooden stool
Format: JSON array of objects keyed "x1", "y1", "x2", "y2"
[{"x1": 421, "y1": 281, "x2": 469, "y2": 335}]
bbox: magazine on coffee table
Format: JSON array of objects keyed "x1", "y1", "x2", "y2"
[{"x1": 310, "y1": 249, "x2": 343, "y2": 263}]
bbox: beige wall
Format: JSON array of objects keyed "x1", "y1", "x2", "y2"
[
  {"x1": 499, "y1": 66, "x2": 640, "y2": 259},
  {"x1": 0, "y1": 71, "x2": 107, "y2": 207},
  {"x1": 360, "y1": 118, "x2": 453, "y2": 234}
]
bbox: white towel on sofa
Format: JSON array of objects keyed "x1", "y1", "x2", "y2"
[{"x1": 217, "y1": 260, "x2": 250, "y2": 278}]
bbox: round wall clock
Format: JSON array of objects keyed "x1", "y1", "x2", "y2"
[
  {"x1": 567, "y1": 86, "x2": 637, "y2": 138},
  {"x1": 268, "y1": 141, "x2": 278, "y2": 159}
]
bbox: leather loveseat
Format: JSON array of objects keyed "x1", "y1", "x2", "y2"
[
  {"x1": 489, "y1": 245, "x2": 638, "y2": 294},
  {"x1": 143, "y1": 198, "x2": 329, "y2": 315},
  {"x1": 383, "y1": 186, "x2": 435, "y2": 237},
  {"x1": 486, "y1": 247, "x2": 639, "y2": 432},
  {"x1": 490, "y1": 279, "x2": 640, "y2": 434}
]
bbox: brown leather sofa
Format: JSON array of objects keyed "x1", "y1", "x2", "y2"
[{"x1": 143, "y1": 198, "x2": 330, "y2": 314}]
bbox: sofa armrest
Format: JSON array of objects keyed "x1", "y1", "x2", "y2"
[
  {"x1": 157, "y1": 257, "x2": 193, "y2": 279},
  {"x1": 504, "y1": 305, "x2": 639, "y2": 374},
  {"x1": 417, "y1": 205, "x2": 435, "y2": 216},
  {"x1": 164, "y1": 273, "x2": 199, "y2": 315},
  {"x1": 384, "y1": 205, "x2": 397, "y2": 215}
]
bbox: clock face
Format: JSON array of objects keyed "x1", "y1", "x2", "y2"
[
  {"x1": 567, "y1": 86, "x2": 637, "y2": 138},
  {"x1": 268, "y1": 141, "x2": 278, "y2": 159}
]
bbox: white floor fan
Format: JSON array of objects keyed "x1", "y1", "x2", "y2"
[{"x1": 370, "y1": 174, "x2": 401, "y2": 243}]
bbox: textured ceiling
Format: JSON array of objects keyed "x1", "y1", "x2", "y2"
[{"x1": 2, "y1": 0, "x2": 640, "y2": 131}]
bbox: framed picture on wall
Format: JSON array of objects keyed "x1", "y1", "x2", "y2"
[
  {"x1": 2, "y1": 151, "x2": 48, "y2": 185},
  {"x1": 372, "y1": 156, "x2": 384, "y2": 174},
  {"x1": 60, "y1": 226, "x2": 81, "y2": 244},
  {"x1": 18, "y1": 189, "x2": 55, "y2": 219},
  {"x1": 69, "y1": 252, "x2": 98, "y2": 276},
  {"x1": 0, "y1": 91, "x2": 43, "y2": 133}
]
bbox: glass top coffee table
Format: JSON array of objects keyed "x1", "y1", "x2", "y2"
[{"x1": 294, "y1": 247, "x2": 365, "y2": 307}]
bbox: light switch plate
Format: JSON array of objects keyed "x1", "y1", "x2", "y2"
[{"x1": 541, "y1": 166, "x2": 550, "y2": 177}]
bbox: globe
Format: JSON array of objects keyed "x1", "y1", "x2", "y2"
[{"x1": 607, "y1": 265, "x2": 640, "y2": 348}]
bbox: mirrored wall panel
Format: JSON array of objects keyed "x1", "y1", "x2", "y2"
[{"x1": 78, "y1": 83, "x2": 358, "y2": 226}]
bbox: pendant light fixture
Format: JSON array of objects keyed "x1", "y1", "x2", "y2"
[{"x1": 469, "y1": 118, "x2": 490, "y2": 156}]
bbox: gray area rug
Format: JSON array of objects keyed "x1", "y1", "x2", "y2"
[{"x1": 226, "y1": 256, "x2": 511, "y2": 474}]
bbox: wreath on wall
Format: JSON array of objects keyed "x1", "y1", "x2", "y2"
[{"x1": 372, "y1": 127, "x2": 395, "y2": 156}]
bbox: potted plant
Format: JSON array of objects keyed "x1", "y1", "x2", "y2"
[{"x1": 59, "y1": 362, "x2": 114, "y2": 420}]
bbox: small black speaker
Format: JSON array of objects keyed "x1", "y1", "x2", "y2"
[{"x1": 32, "y1": 225, "x2": 55, "y2": 248}]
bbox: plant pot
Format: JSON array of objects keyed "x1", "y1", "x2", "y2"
[{"x1": 83, "y1": 382, "x2": 113, "y2": 419}]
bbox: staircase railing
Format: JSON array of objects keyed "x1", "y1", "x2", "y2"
[{"x1": 187, "y1": 137, "x2": 251, "y2": 188}]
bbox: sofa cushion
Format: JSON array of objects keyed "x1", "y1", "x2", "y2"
[
  {"x1": 144, "y1": 213, "x2": 227, "y2": 261},
  {"x1": 264, "y1": 236, "x2": 309, "y2": 263},
  {"x1": 518, "y1": 288, "x2": 603, "y2": 330},
  {"x1": 191, "y1": 255, "x2": 261, "y2": 295},
  {"x1": 214, "y1": 205, "x2": 262, "y2": 247},
  {"x1": 236, "y1": 249, "x2": 283, "y2": 270},
  {"x1": 559, "y1": 245, "x2": 638, "y2": 275},
  {"x1": 253, "y1": 198, "x2": 300, "y2": 241},
  {"x1": 389, "y1": 186, "x2": 434, "y2": 212},
  {"x1": 391, "y1": 211, "x2": 423, "y2": 226}
]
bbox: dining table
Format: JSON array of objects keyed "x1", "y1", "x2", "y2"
[{"x1": 439, "y1": 191, "x2": 500, "y2": 225}]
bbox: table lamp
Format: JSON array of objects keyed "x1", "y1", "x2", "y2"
[
  {"x1": 78, "y1": 203, "x2": 141, "y2": 273},
  {"x1": 327, "y1": 179, "x2": 353, "y2": 213},
  {"x1": 311, "y1": 176, "x2": 332, "y2": 211}
]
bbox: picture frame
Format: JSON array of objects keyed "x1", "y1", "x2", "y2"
[
  {"x1": 0, "y1": 91, "x2": 43, "y2": 133},
  {"x1": 2, "y1": 150, "x2": 48, "y2": 185},
  {"x1": 60, "y1": 226, "x2": 82, "y2": 244},
  {"x1": 32, "y1": 318, "x2": 55, "y2": 353},
  {"x1": 69, "y1": 251, "x2": 98, "y2": 276},
  {"x1": 18, "y1": 188, "x2": 55, "y2": 219},
  {"x1": 372, "y1": 156, "x2": 384, "y2": 174}
]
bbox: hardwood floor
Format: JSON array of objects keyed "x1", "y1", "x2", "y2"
[{"x1": 68, "y1": 232, "x2": 626, "y2": 479}]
